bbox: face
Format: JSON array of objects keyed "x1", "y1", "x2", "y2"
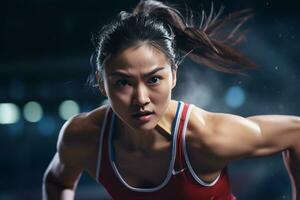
[{"x1": 99, "y1": 44, "x2": 177, "y2": 131}]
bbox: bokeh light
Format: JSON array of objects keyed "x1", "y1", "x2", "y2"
[
  {"x1": 23, "y1": 101, "x2": 43, "y2": 122},
  {"x1": 225, "y1": 86, "x2": 246, "y2": 108},
  {"x1": 58, "y1": 100, "x2": 80, "y2": 120},
  {"x1": 0, "y1": 103, "x2": 20, "y2": 124}
]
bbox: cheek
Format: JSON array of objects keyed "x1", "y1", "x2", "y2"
[
  {"x1": 105, "y1": 85, "x2": 132, "y2": 108},
  {"x1": 152, "y1": 85, "x2": 171, "y2": 101},
  {"x1": 153, "y1": 79, "x2": 173, "y2": 99},
  {"x1": 107, "y1": 90, "x2": 131, "y2": 119},
  {"x1": 151, "y1": 82, "x2": 172, "y2": 112}
]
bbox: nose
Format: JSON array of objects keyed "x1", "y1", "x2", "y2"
[{"x1": 132, "y1": 84, "x2": 150, "y2": 108}]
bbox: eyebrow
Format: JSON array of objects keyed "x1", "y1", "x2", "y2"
[{"x1": 108, "y1": 67, "x2": 166, "y2": 78}]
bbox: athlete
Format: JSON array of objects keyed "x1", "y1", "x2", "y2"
[{"x1": 42, "y1": 0, "x2": 300, "y2": 199}]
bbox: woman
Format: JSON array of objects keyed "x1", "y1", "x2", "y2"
[{"x1": 42, "y1": 0, "x2": 300, "y2": 199}]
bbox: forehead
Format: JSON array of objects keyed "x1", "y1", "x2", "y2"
[{"x1": 104, "y1": 44, "x2": 171, "y2": 73}]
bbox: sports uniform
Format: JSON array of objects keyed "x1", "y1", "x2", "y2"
[{"x1": 96, "y1": 101, "x2": 236, "y2": 200}]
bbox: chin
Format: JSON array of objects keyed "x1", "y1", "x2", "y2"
[
  {"x1": 129, "y1": 117, "x2": 158, "y2": 131},
  {"x1": 137, "y1": 123, "x2": 157, "y2": 131}
]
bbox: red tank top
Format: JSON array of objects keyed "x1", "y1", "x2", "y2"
[{"x1": 96, "y1": 101, "x2": 236, "y2": 200}]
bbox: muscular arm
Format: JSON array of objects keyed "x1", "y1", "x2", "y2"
[
  {"x1": 247, "y1": 115, "x2": 300, "y2": 200},
  {"x1": 42, "y1": 116, "x2": 87, "y2": 200},
  {"x1": 192, "y1": 108, "x2": 300, "y2": 199},
  {"x1": 42, "y1": 154, "x2": 82, "y2": 200},
  {"x1": 205, "y1": 114, "x2": 300, "y2": 158}
]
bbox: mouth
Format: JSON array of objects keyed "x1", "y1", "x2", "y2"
[
  {"x1": 132, "y1": 111, "x2": 154, "y2": 118},
  {"x1": 132, "y1": 111, "x2": 154, "y2": 123}
]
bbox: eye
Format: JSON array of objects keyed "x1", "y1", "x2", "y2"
[
  {"x1": 148, "y1": 76, "x2": 162, "y2": 85},
  {"x1": 115, "y1": 79, "x2": 130, "y2": 87}
]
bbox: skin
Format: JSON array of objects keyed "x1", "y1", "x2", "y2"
[{"x1": 42, "y1": 43, "x2": 300, "y2": 200}]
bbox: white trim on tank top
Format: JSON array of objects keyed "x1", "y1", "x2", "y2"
[
  {"x1": 182, "y1": 104, "x2": 221, "y2": 187},
  {"x1": 108, "y1": 101, "x2": 184, "y2": 192}
]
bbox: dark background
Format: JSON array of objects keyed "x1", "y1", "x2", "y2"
[{"x1": 1, "y1": 0, "x2": 300, "y2": 199}]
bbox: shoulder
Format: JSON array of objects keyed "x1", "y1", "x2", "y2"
[
  {"x1": 188, "y1": 104, "x2": 260, "y2": 135},
  {"x1": 186, "y1": 105, "x2": 262, "y2": 169},
  {"x1": 57, "y1": 104, "x2": 110, "y2": 166},
  {"x1": 187, "y1": 104, "x2": 260, "y2": 151}
]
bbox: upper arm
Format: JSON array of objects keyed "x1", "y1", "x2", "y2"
[
  {"x1": 44, "y1": 116, "x2": 87, "y2": 190},
  {"x1": 190, "y1": 107, "x2": 300, "y2": 166},
  {"x1": 203, "y1": 113, "x2": 263, "y2": 160},
  {"x1": 247, "y1": 115, "x2": 300, "y2": 155}
]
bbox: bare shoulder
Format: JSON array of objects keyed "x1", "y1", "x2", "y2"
[
  {"x1": 57, "y1": 104, "x2": 110, "y2": 166},
  {"x1": 189, "y1": 105, "x2": 259, "y2": 134},
  {"x1": 205, "y1": 111, "x2": 261, "y2": 135},
  {"x1": 187, "y1": 105, "x2": 261, "y2": 151},
  {"x1": 186, "y1": 105, "x2": 263, "y2": 169}
]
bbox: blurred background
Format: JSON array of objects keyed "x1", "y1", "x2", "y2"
[{"x1": 1, "y1": 0, "x2": 299, "y2": 199}]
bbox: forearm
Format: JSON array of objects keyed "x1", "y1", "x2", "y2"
[
  {"x1": 283, "y1": 147, "x2": 300, "y2": 200},
  {"x1": 42, "y1": 180, "x2": 75, "y2": 200}
]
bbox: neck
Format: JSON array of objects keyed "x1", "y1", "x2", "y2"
[
  {"x1": 115, "y1": 117, "x2": 158, "y2": 152},
  {"x1": 114, "y1": 100, "x2": 177, "y2": 152}
]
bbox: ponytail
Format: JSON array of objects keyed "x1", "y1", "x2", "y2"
[{"x1": 132, "y1": 0, "x2": 255, "y2": 73}]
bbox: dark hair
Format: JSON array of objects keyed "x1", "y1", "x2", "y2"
[{"x1": 87, "y1": 0, "x2": 255, "y2": 87}]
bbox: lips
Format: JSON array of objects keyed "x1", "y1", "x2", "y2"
[
  {"x1": 132, "y1": 111, "x2": 154, "y2": 117},
  {"x1": 132, "y1": 110, "x2": 154, "y2": 123}
]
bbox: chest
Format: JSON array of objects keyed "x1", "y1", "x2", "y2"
[
  {"x1": 112, "y1": 130, "x2": 221, "y2": 187},
  {"x1": 113, "y1": 141, "x2": 172, "y2": 187},
  {"x1": 86, "y1": 130, "x2": 220, "y2": 187}
]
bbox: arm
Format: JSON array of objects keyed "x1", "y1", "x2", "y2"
[
  {"x1": 248, "y1": 115, "x2": 300, "y2": 200},
  {"x1": 42, "y1": 117, "x2": 87, "y2": 200},
  {"x1": 191, "y1": 107, "x2": 300, "y2": 198},
  {"x1": 42, "y1": 154, "x2": 82, "y2": 200}
]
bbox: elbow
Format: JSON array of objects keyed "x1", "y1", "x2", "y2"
[
  {"x1": 42, "y1": 169, "x2": 59, "y2": 198},
  {"x1": 43, "y1": 170, "x2": 70, "y2": 190},
  {"x1": 42, "y1": 169, "x2": 67, "y2": 194},
  {"x1": 42, "y1": 170, "x2": 75, "y2": 200},
  {"x1": 290, "y1": 117, "x2": 300, "y2": 151},
  {"x1": 42, "y1": 169, "x2": 53, "y2": 200}
]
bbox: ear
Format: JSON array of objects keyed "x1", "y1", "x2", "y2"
[
  {"x1": 96, "y1": 71, "x2": 107, "y2": 97},
  {"x1": 171, "y1": 66, "x2": 177, "y2": 89}
]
